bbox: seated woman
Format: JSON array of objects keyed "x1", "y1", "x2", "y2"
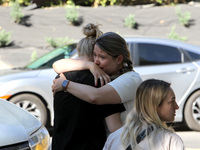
[{"x1": 103, "y1": 79, "x2": 185, "y2": 150}]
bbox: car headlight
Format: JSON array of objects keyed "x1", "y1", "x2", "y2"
[{"x1": 28, "y1": 126, "x2": 50, "y2": 150}]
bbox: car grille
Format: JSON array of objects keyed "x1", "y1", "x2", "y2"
[{"x1": 0, "y1": 141, "x2": 30, "y2": 150}]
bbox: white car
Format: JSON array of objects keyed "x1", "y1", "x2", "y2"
[
  {"x1": 0, "y1": 44, "x2": 77, "y2": 128},
  {"x1": 0, "y1": 98, "x2": 50, "y2": 149}
]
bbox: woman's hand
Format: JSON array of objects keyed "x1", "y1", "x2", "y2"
[
  {"x1": 89, "y1": 62, "x2": 111, "y2": 87},
  {"x1": 52, "y1": 73, "x2": 67, "y2": 96}
]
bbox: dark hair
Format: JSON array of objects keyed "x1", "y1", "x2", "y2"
[{"x1": 96, "y1": 32, "x2": 133, "y2": 76}]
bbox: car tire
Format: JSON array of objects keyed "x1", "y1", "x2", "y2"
[
  {"x1": 9, "y1": 94, "x2": 47, "y2": 125},
  {"x1": 184, "y1": 91, "x2": 200, "y2": 131}
]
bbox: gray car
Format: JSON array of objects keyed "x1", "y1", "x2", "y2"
[
  {"x1": 126, "y1": 37, "x2": 200, "y2": 131},
  {"x1": 0, "y1": 98, "x2": 50, "y2": 149},
  {"x1": 0, "y1": 37, "x2": 200, "y2": 131},
  {"x1": 0, "y1": 43, "x2": 77, "y2": 127}
]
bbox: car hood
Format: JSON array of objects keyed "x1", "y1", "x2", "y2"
[
  {"x1": 0, "y1": 68, "x2": 29, "y2": 76},
  {"x1": 0, "y1": 99, "x2": 41, "y2": 146},
  {"x1": 0, "y1": 68, "x2": 40, "y2": 83}
]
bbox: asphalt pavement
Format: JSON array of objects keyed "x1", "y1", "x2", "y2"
[
  {"x1": 0, "y1": 2, "x2": 200, "y2": 69},
  {"x1": 176, "y1": 131, "x2": 200, "y2": 149}
]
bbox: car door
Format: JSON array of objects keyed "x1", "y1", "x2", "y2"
[{"x1": 133, "y1": 43, "x2": 198, "y2": 107}]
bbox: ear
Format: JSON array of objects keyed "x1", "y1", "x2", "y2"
[{"x1": 117, "y1": 55, "x2": 123, "y2": 64}]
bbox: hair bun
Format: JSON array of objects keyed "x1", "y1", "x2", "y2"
[{"x1": 83, "y1": 23, "x2": 103, "y2": 38}]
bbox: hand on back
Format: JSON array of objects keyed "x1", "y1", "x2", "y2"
[{"x1": 52, "y1": 73, "x2": 67, "y2": 96}]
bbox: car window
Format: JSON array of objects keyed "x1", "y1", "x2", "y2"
[
  {"x1": 184, "y1": 50, "x2": 200, "y2": 61},
  {"x1": 127, "y1": 42, "x2": 134, "y2": 62},
  {"x1": 26, "y1": 44, "x2": 77, "y2": 69},
  {"x1": 37, "y1": 53, "x2": 67, "y2": 69},
  {"x1": 137, "y1": 43, "x2": 182, "y2": 66}
]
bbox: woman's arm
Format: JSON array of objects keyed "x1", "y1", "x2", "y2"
[
  {"x1": 105, "y1": 113, "x2": 123, "y2": 133},
  {"x1": 52, "y1": 73, "x2": 121, "y2": 104},
  {"x1": 52, "y1": 58, "x2": 90, "y2": 73},
  {"x1": 52, "y1": 72, "x2": 142, "y2": 105},
  {"x1": 53, "y1": 58, "x2": 111, "y2": 86}
]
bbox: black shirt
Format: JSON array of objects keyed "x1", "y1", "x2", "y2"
[{"x1": 52, "y1": 70, "x2": 125, "y2": 150}]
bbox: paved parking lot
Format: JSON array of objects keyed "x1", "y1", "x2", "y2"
[{"x1": 176, "y1": 131, "x2": 200, "y2": 149}]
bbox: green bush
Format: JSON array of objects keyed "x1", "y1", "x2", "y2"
[
  {"x1": 0, "y1": 29, "x2": 12, "y2": 47},
  {"x1": 46, "y1": 37, "x2": 74, "y2": 48},
  {"x1": 65, "y1": 0, "x2": 79, "y2": 25},
  {"x1": 167, "y1": 26, "x2": 187, "y2": 41},
  {"x1": 1, "y1": 0, "x2": 188, "y2": 7},
  {"x1": 99, "y1": 0, "x2": 116, "y2": 6},
  {"x1": 10, "y1": 0, "x2": 24, "y2": 24},
  {"x1": 2, "y1": 0, "x2": 31, "y2": 6},
  {"x1": 18, "y1": 0, "x2": 31, "y2": 5},
  {"x1": 31, "y1": 50, "x2": 37, "y2": 62},
  {"x1": 0, "y1": 0, "x2": 3, "y2": 5},
  {"x1": 176, "y1": 7, "x2": 191, "y2": 27},
  {"x1": 124, "y1": 14, "x2": 136, "y2": 29}
]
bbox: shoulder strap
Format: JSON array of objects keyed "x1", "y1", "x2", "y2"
[
  {"x1": 125, "y1": 126, "x2": 154, "y2": 150},
  {"x1": 137, "y1": 126, "x2": 154, "y2": 144},
  {"x1": 125, "y1": 145, "x2": 132, "y2": 150}
]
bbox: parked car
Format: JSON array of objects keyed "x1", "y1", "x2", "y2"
[
  {"x1": 0, "y1": 43, "x2": 77, "y2": 128},
  {"x1": 0, "y1": 37, "x2": 200, "y2": 131},
  {"x1": 0, "y1": 98, "x2": 50, "y2": 149},
  {"x1": 126, "y1": 37, "x2": 200, "y2": 131}
]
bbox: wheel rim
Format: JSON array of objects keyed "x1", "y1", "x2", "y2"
[
  {"x1": 15, "y1": 100, "x2": 41, "y2": 121},
  {"x1": 192, "y1": 97, "x2": 200, "y2": 124}
]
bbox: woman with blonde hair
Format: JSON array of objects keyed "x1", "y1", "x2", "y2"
[{"x1": 103, "y1": 79, "x2": 185, "y2": 150}]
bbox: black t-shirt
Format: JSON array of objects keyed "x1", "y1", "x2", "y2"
[{"x1": 52, "y1": 70, "x2": 125, "y2": 150}]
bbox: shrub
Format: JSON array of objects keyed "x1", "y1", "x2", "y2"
[
  {"x1": 176, "y1": 7, "x2": 191, "y2": 27},
  {"x1": 124, "y1": 14, "x2": 137, "y2": 29},
  {"x1": 31, "y1": 50, "x2": 37, "y2": 62},
  {"x1": 167, "y1": 26, "x2": 187, "y2": 41},
  {"x1": 46, "y1": 37, "x2": 74, "y2": 48},
  {"x1": 10, "y1": 0, "x2": 24, "y2": 24},
  {"x1": 1, "y1": 0, "x2": 188, "y2": 7},
  {"x1": 65, "y1": 0, "x2": 79, "y2": 25},
  {"x1": 0, "y1": 29, "x2": 12, "y2": 47},
  {"x1": 0, "y1": 0, "x2": 3, "y2": 5},
  {"x1": 18, "y1": 0, "x2": 31, "y2": 5}
]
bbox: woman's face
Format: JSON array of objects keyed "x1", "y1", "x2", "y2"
[
  {"x1": 93, "y1": 45, "x2": 122, "y2": 76},
  {"x1": 157, "y1": 87, "x2": 179, "y2": 122}
]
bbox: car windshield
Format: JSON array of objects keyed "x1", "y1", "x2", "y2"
[{"x1": 25, "y1": 43, "x2": 77, "y2": 69}]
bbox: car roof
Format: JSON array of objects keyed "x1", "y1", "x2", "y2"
[{"x1": 124, "y1": 36, "x2": 200, "y2": 53}]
